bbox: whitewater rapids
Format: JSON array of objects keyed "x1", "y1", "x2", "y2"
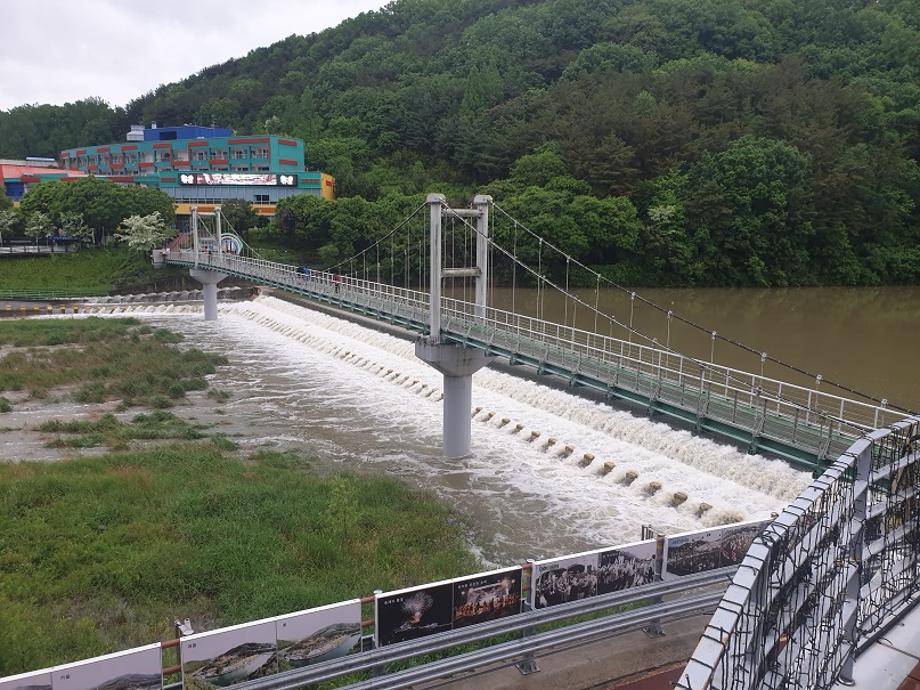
[{"x1": 86, "y1": 295, "x2": 811, "y2": 564}]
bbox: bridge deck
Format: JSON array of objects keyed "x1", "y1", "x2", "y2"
[{"x1": 164, "y1": 251, "x2": 898, "y2": 470}]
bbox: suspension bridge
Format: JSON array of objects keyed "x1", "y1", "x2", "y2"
[
  {"x1": 152, "y1": 194, "x2": 919, "y2": 690},
  {"x1": 158, "y1": 193, "x2": 908, "y2": 470}
]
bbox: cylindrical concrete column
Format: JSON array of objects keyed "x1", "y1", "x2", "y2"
[
  {"x1": 443, "y1": 373, "x2": 473, "y2": 458},
  {"x1": 202, "y1": 281, "x2": 218, "y2": 321},
  {"x1": 189, "y1": 268, "x2": 228, "y2": 322}
]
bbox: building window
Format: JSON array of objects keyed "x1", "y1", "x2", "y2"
[
  {"x1": 254, "y1": 194, "x2": 270, "y2": 204},
  {"x1": 253, "y1": 147, "x2": 268, "y2": 159},
  {"x1": 232, "y1": 149, "x2": 247, "y2": 160},
  {"x1": 256, "y1": 166, "x2": 270, "y2": 172},
  {"x1": 195, "y1": 151, "x2": 207, "y2": 161}
]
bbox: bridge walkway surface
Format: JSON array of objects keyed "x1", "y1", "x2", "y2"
[{"x1": 164, "y1": 249, "x2": 900, "y2": 470}]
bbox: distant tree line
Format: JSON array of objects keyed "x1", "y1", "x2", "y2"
[
  {"x1": 2, "y1": 0, "x2": 919, "y2": 285},
  {"x1": 1, "y1": 178, "x2": 175, "y2": 248}
]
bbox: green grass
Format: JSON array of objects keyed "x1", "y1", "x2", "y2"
[
  {"x1": 40, "y1": 411, "x2": 207, "y2": 450},
  {"x1": 0, "y1": 247, "x2": 188, "y2": 295},
  {"x1": 0, "y1": 318, "x2": 227, "y2": 407},
  {"x1": 0, "y1": 444, "x2": 479, "y2": 675}
]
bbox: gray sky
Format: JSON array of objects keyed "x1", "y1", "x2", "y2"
[{"x1": 0, "y1": 0, "x2": 386, "y2": 111}]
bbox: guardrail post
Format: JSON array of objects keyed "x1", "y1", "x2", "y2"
[
  {"x1": 516, "y1": 560, "x2": 541, "y2": 676},
  {"x1": 643, "y1": 533, "x2": 666, "y2": 638}
]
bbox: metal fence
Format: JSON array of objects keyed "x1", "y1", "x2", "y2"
[{"x1": 677, "y1": 415, "x2": 920, "y2": 690}]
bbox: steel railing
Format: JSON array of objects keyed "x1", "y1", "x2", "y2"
[{"x1": 676, "y1": 415, "x2": 920, "y2": 690}]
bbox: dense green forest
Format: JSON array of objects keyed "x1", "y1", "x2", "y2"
[{"x1": 2, "y1": 0, "x2": 919, "y2": 286}]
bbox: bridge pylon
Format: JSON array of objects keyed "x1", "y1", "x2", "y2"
[
  {"x1": 416, "y1": 193, "x2": 493, "y2": 458},
  {"x1": 187, "y1": 206, "x2": 227, "y2": 321}
]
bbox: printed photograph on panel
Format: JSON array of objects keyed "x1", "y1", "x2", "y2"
[
  {"x1": 665, "y1": 519, "x2": 769, "y2": 578},
  {"x1": 452, "y1": 568, "x2": 523, "y2": 628},
  {"x1": 0, "y1": 669, "x2": 52, "y2": 690},
  {"x1": 181, "y1": 620, "x2": 276, "y2": 689},
  {"x1": 717, "y1": 520, "x2": 769, "y2": 567},
  {"x1": 596, "y1": 540, "x2": 658, "y2": 595},
  {"x1": 532, "y1": 552, "x2": 599, "y2": 609},
  {"x1": 52, "y1": 644, "x2": 161, "y2": 690},
  {"x1": 274, "y1": 600, "x2": 362, "y2": 670},
  {"x1": 376, "y1": 582, "x2": 453, "y2": 646}
]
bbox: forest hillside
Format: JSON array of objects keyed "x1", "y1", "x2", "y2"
[{"x1": 2, "y1": 0, "x2": 919, "y2": 286}]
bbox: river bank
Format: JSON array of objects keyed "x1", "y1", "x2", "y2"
[{"x1": 0, "y1": 317, "x2": 480, "y2": 677}]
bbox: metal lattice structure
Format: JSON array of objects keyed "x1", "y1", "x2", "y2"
[{"x1": 677, "y1": 416, "x2": 920, "y2": 690}]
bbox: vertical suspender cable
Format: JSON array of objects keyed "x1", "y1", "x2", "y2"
[
  {"x1": 538, "y1": 239, "x2": 544, "y2": 321},
  {"x1": 564, "y1": 257, "x2": 570, "y2": 327},
  {"x1": 594, "y1": 275, "x2": 600, "y2": 334},
  {"x1": 511, "y1": 221, "x2": 518, "y2": 316}
]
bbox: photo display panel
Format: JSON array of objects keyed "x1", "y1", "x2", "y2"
[
  {"x1": 274, "y1": 600, "x2": 362, "y2": 670},
  {"x1": 596, "y1": 540, "x2": 658, "y2": 595},
  {"x1": 664, "y1": 518, "x2": 771, "y2": 580},
  {"x1": 452, "y1": 567, "x2": 523, "y2": 628},
  {"x1": 52, "y1": 644, "x2": 162, "y2": 690},
  {"x1": 531, "y1": 551, "x2": 601, "y2": 610},
  {"x1": 0, "y1": 669, "x2": 53, "y2": 690},
  {"x1": 375, "y1": 580, "x2": 453, "y2": 647},
  {"x1": 181, "y1": 619, "x2": 277, "y2": 688}
]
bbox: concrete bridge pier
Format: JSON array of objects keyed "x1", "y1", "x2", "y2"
[
  {"x1": 416, "y1": 341, "x2": 490, "y2": 458},
  {"x1": 189, "y1": 269, "x2": 228, "y2": 321}
]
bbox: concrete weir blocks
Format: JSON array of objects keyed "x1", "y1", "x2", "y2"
[
  {"x1": 189, "y1": 268, "x2": 228, "y2": 321},
  {"x1": 416, "y1": 340, "x2": 491, "y2": 459}
]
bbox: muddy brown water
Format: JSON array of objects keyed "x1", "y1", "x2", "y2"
[{"x1": 485, "y1": 286, "x2": 920, "y2": 411}]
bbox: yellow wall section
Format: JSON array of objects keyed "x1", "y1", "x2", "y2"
[{"x1": 321, "y1": 173, "x2": 336, "y2": 200}]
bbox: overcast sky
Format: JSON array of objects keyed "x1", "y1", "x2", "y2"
[{"x1": 0, "y1": 0, "x2": 386, "y2": 111}]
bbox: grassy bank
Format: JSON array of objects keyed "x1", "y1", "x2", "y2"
[
  {"x1": 0, "y1": 247, "x2": 189, "y2": 295},
  {"x1": 0, "y1": 318, "x2": 226, "y2": 409},
  {"x1": 0, "y1": 443, "x2": 478, "y2": 675},
  {"x1": 0, "y1": 316, "x2": 480, "y2": 676}
]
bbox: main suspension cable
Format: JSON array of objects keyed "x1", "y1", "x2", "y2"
[{"x1": 491, "y1": 202, "x2": 910, "y2": 413}]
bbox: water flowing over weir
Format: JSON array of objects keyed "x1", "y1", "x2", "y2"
[{"x1": 95, "y1": 296, "x2": 811, "y2": 564}]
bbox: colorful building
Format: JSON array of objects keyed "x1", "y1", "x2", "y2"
[
  {"x1": 2, "y1": 125, "x2": 334, "y2": 221},
  {"x1": 0, "y1": 159, "x2": 85, "y2": 201}
]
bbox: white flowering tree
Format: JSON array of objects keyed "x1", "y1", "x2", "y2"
[
  {"x1": 0, "y1": 209, "x2": 18, "y2": 245},
  {"x1": 115, "y1": 212, "x2": 173, "y2": 250},
  {"x1": 25, "y1": 211, "x2": 53, "y2": 244}
]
